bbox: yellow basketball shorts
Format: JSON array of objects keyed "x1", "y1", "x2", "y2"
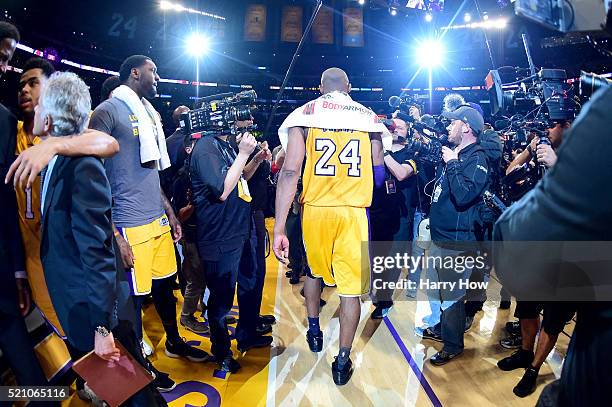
[
  {"x1": 118, "y1": 215, "x2": 177, "y2": 296},
  {"x1": 301, "y1": 205, "x2": 370, "y2": 297}
]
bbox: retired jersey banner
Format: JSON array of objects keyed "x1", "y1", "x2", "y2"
[
  {"x1": 343, "y1": 7, "x2": 364, "y2": 47},
  {"x1": 312, "y1": 6, "x2": 334, "y2": 44},
  {"x1": 244, "y1": 4, "x2": 266, "y2": 42},
  {"x1": 281, "y1": 5, "x2": 303, "y2": 42}
]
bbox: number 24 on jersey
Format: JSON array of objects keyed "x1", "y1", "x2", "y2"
[{"x1": 314, "y1": 139, "x2": 362, "y2": 177}]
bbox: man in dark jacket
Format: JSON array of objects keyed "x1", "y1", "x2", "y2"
[
  {"x1": 37, "y1": 71, "x2": 166, "y2": 406},
  {"x1": 426, "y1": 105, "x2": 488, "y2": 365}
]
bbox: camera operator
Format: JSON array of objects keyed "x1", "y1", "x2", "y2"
[
  {"x1": 189, "y1": 122, "x2": 272, "y2": 373},
  {"x1": 505, "y1": 121, "x2": 570, "y2": 175},
  {"x1": 370, "y1": 117, "x2": 417, "y2": 319},
  {"x1": 425, "y1": 105, "x2": 488, "y2": 366},
  {"x1": 496, "y1": 117, "x2": 577, "y2": 398},
  {"x1": 494, "y1": 84, "x2": 612, "y2": 405}
]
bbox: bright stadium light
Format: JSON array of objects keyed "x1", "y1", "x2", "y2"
[
  {"x1": 416, "y1": 39, "x2": 445, "y2": 67},
  {"x1": 464, "y1": 13, "x2": 472, "y2": 22},
  {"x1": 160, "y1": 1, "x2": 225, "y2": 20},
  {"x1": 425, "y1": 13, "x2": 433, "y2": 22},
  {"x1": 358, "y1": 0, "x2": 366, "y2": 5},
  {"x1": 186, "y1": 33, "x2": 209, "y2": 57}
]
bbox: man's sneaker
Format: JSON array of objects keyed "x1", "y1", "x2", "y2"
[
  {"x1": 499, "y1": 300, "x2": 511, "y2": 310},
  {"x1": 306, "y1": 330, "x2": 323, "y2": 352},
  {"x1": 180, "y1": 315, "x2": 210, "y2": 335},
  {"x1": 500, "y1": 333, "x2": 523, "y2": 349},
  {"x1": 331, "y1": 357, "x2": 354, "y2": 386},
  {"x1": 497, "y1": 349, "x2": 534, "y2": 371},
  {"x1": 430, "y1": 350, "x2": 463, "y2": 366},
  {"x1": 416, "y1": 327, "x2": 443, "y2": 342},
  {"x1": 505, "y1": 320, "x2": 521, "y2": 336},
  {"x1": 513, "y1": 367, "x2": 539, "y2": 397},
  {"x1": 165, "y1": 338, "x2": 210, "y2": 362},
  {"x1": 152, "y1": 370, "x2": 176, "y2": 392},
  {"x1": 237, "y1": 335, "x2": 273, "y2": 352},
  {"x1": 216, "y1": 355, "x2": 241, "y2": 373},
  {"x1": 259, "y1": 314, "x2": 276, "y2": 325},
  {"x1": 256, "y1": 322, "x2": 273, "y2": 335},
  {"x1": 465, "y1": 316, "x2": 475, "y2": 332}
]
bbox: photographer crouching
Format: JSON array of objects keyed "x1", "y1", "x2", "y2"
[
  {"x1": 189, "y1": 114, "x2": 273, "y2": 373},
  {"x1": 426, "y1": 105, "x2": 489, "y2": 365}
]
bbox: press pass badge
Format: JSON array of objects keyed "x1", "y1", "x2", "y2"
[
  {"x1": 385, "y1": 178, "x2": 397, "y2": 194},
  {"x1": 159, "y1": 216, "x2": 170, "y2": 227},
  {"x1": 238, "y1": 177, "x2": 252, "y2": 203},
  {"x1": 432, "y1": 183, "x2": 442, "y2": 203}
]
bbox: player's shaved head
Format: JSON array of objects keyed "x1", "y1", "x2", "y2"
[{"x1": 320, "y1": 67, "x2": 350, "y2": 94}]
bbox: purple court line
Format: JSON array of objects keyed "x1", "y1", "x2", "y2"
[{"x1": 383, "y1": 316, "x2": 443, "y2": 407}]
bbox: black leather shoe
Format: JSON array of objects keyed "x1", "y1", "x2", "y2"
[
  {"x1": 513, "y1": 367, "x2": 538, "y2": 397},
  {"x1": 306, "y1": 330, "x2": 323, "y2": 352},
  {"x1": 259, "y1": 314, "x2": 276, "y2": 325},
  {"x1": 498, "y1": 349, "x2": 534, "y2": 371},
  {"x1": 289, "y1": 275, "x2": 301, "y2": 284},
  {"x1": 237, "y1": 335, "x2": 273, "y2": 352},
  {"x1": 216, "y1": 355, "x2": 241, "y2": 373},
  {"x1": 331, "y1": 357, "x2": 353, "y2": 385},
  {"x1": 256, "y1": 322, "x2": 272, "y2": 335},
  {"x1": 430, "y1": 350, "x2": 463, "y2": 366}
]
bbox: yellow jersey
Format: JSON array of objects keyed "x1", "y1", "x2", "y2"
[
  {"x1": 301, "y1": 127, "x2": 373, "y2": 207},
  {"x1": 15, "y1": 121, "x2": 65, "y2": 337}
]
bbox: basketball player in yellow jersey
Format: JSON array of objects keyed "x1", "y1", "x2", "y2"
[
  {"x1": 274, "y1": 68, "x2": 384, "y2": 385},
  {"x1": 9, "y1": 57, "x2": 118, "y2": 380}
]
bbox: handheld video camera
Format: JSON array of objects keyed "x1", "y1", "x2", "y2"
[
  {"x1": 179, "y1": 90, "x2": 258, "y2": 138},
  {"x1": 388, "y1": 94, "x2": 422, "y2": 119},
  {"x1": 485, "y1": 68, "x2": 576, "y2": 122}
]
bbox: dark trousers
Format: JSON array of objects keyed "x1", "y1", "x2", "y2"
[
  {"x1": 0, "y1": 312, "x2": 52, "y2": 407},
  {"x1": 252, "y1": 209, "x2": 267, "y2": 317},
  {"x1": 200, "y1": 230, "x2": 259, "y2": 359},
  {"x1": 370, "y1": 213, "x2": 413, "y2": 306},
  {"x1": 66, "y1": 320, "x2": 166, "y2": 407},
  {"x1": 133, "y1": 276, "x2": 180, "y2": 343}
]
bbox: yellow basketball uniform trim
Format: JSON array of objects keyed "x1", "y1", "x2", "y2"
[
  {"x1": 34, "y1": 333, "x2": 72, "y2": 382},
  {"x1": 301, "y1": 127, "x2": 373, "y2": 208},
  {"x1": 15, "y1": 121, "x2": 66, "y2": 338},
  {"x1": 119, "y1": 214, "x2": 177, "y2": 295},
  {"x1": 302, "y1": 205, "x2": 370, "y2": 296}
]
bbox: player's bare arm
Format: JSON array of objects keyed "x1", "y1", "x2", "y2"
[{"x1": 273, "y1": 126, "x2": 306, "y2": 262}]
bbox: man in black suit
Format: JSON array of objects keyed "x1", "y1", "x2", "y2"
[
  {"x1": 0, "y1": 20, "x2": 50, "y2": 393},
  {"x1": 35, "y1": 71, "x2": 166, "y2": 406}
]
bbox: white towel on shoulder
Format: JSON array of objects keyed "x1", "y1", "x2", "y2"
[
  {"x1": 277, "y1": 91, "x2": 386, "y2": 151},
  {"x1": 112, "y1": 85, "x2": 171, "y2": 170}
]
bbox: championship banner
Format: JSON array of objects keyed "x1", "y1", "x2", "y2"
[
  {"x1": 244, "y1": 4, "x2": 266, "y2": 42},
  {"x1": 281, "y1": 6, "x2": 303, "y2": 43},
  {"x1": 343, "y1": 7, "x2": 364, "y2": 47},
  {"x1": 312, "y1": 6, "x2": 333, "y2": 44}
]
